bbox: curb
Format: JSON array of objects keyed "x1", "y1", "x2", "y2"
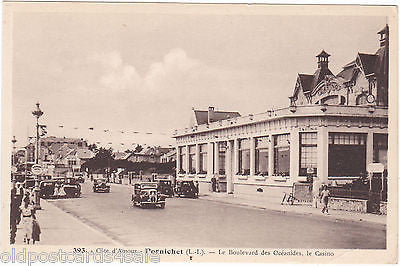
[{"x1": 198, "y1": 196, "x2": 386, "y2": 227}]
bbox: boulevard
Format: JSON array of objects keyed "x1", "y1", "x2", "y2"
[{"x1": 45, "y1": 180, "x2": 386, "y2": 248}]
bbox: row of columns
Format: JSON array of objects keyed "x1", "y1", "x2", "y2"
[
  {"x1": 176, "y1": 134, "x2": 277, "y2": 179},
  {"x1": 176, "y1": 129, "x2": 378, "y2": 186}
]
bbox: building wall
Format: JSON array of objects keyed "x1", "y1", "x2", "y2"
[{"x1": 174, "y1": 106, "x2": 388, "y2": 195}]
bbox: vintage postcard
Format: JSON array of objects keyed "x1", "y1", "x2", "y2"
[{"x1": 2, "y1": 2, "x2": 398, "y2": 264}]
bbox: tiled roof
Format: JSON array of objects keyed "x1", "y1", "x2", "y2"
[
  {"x1": 343, "y1": 60, "x2": 356, "y2": 69},
  {"x1": 54, "y1": 145, "x2": 75, "y2": 162},
  {"x1": 358, "y1": 53, "x2": 378, "y2": 76},
  {"x1": 298, "y1": 74, "x2": 314, "y2": 93},
  {"x1": 310, "y1": 67, "x2": 334, "y2": 91},
  {"x1": 76, "y1": 149, "x2": 94, "y2": 160},
  {"x1": 336, "y1": 67, "x2": 354, "y2": 82},
  {"x1": 377, "y1": 24, "x2": 389, "y2": 35},
  {"x1": 316, "y1": 50, "x2": 331, "y2": 57},
  {"x1": 113, "y1": 152, "x2": 129, "y2": 160},
  {"x1": 194, "y1": 110, "x2": 241, "y2": 125}
]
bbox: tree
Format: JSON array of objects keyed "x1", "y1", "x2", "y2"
[
  {"x1": 134, "y1": 145, "x2": 143, "y2": 153},
  {"x1": 81, "y1": 147, "x2": 114, "y2": 172},
  {"x1": 88, "y1": 143, "x2": 99, "y2": 153}
]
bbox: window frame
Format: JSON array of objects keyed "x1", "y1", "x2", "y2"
[
  {"x1": 238, "y1": 139, "x2": 251, "y2": 175},
  {"x1": 299, "y1": 132, "x2": 318, "y2": 176},
  {"x1": 273, "y1": 134, "x2": 290, "y2": 176},
  {"x1": 255, "y1": 136, "x2": 270, "y2": 176}
]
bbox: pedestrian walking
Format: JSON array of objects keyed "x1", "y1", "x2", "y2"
[
  {"x1": 320, "y1": 185, "x2": 330, "y2": 214},
  {"x1": 15, "y1": 183, "x2": 24, "y2": 206},
  {"x1": 23, "y1": 191, "x2": 32, "y2": 206},
  {"x1": 20, "y1": 200, "x2": 35, "y2": 244},
  {"x1": 194, "y1": 181, "x2": 199, "y2": 198},
  {"x1": 32, "y1": 217, "x2": 41, "y2": 245},
  {"x1": 10, "y1": 187, "x2": 18, "y2": 244},
  {"x1": 211, "y1": 176, "x2": 217, "y2": 192}
]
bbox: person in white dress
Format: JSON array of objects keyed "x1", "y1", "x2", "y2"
[{"x1": 20, "y1": 201, "x2": 34, "y2": 244}]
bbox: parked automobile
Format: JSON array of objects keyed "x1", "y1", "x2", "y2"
[
  {"x1": 39, "y1": 180, "x2": 56, "y2": 199},
  {"x1": 63, "y1": 177, "x2": 81, "y2": 197},
  {"x1": 93, "y1": 178, "x2": 110, "y2": 193},
  {"x1": 175, "y1": 180, "x2": 198, "y2": 198},
  {"x1": 24, "y1": 178, "x2": 36, "y2": 189},
  {"x1": 154, "y1": 177, "x2": 174, "y2": 197},
  {"x1": 131, "y1": 182, "x2": 166, "y2": 208},
  {"x1": 75, "y1": 173, "x2": 85, "y2": 183}
]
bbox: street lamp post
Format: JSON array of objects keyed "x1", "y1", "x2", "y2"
[
  {"x1": 11, "y1": 136, "x2": 17, "y2": 189},
  {"x1": 32, "y1": 102, "x2": 43, "y2": 210}
]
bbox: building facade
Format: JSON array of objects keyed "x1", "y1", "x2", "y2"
[
  {"x1": 173, "y1": 25, "x2": 389, "y2": 197},
  {"x1": 126, "y1": 147, "x2": 171, "y2": 163}
]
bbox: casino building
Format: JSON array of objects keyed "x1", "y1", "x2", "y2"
[{"x1": 172, "y1": 25, "x2": 389, "y2": 197}]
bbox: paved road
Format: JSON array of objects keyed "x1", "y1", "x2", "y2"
[{"x1": 48, "y1": 181, "x2": 386, "y2": 248}]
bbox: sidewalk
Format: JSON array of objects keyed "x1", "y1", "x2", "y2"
[
  {"x1": 199, "y1": 192, "x2": 387, "y2": 226},
  {"x1": 15, "y1": 200, "x2": 120, "y2": 246},
  {"x1": 108, "y1": 181, "x2": 386, "y2": 225}
]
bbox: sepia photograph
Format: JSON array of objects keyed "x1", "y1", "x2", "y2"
[{"x1": 2, "y1": 2, "x2": 398, "y2": 264}]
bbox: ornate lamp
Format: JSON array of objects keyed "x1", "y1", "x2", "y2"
[{"x1": 32, "y1": 102, "x2": 44, "y2": 210}]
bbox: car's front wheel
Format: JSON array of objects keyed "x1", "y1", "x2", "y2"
[{"x1": 160, "y1": 203, "x2": 165, "y2": 209}]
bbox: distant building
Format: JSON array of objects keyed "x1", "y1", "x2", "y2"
[
  {"x1": 173, "y1": 25, "x2": 389, "y2": 197},
  {"x1": 113, "y1": 151, "x2": 130, "y2": 161},
  {"x1": 24, "y1": 136, "x2": 93, "y2": 176},
  {"x1": 160, "y1": 148, "x2": 176, "y2": 163},
  {"x1": 126, "y1": 146, "x2": 171, "y2": 163}
]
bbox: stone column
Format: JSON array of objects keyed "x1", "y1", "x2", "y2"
[
  {"x1": 226, "y1": 140, "x2": 234, "y2": 193},
  {"x1": 214, "y1": 142, "x2": 219, "y2": 175},
  {"x1": 289, "y1": 129, "x2": 299, "y2": 182},
  {"x1": 176, "y1": 146, "x2": 181, "y2": 174},
  {"x1": 207, "y1": 142, "x2": 214, "y2": 178},
  {"x1": 250, "y1": 137, "x2": 256, "y2": 176},
  {"x1": 185, "y1": 145, "x2": 190, "y2": 173},
  {"x1": 233, "y1": 139, "x2": 239, "y2": 176},
  {"x1": 366, "y1": 131, "x2": 374, "y2": 170},
  {"x1": 268, "y1": 135, "x2": 274, "y2": 176},
  {"x1": 195, "y1": 144, "x2": 200, "y2": 174},
  {"x1": 317, "y1": 127, "x2": 328, "y2": 184}
]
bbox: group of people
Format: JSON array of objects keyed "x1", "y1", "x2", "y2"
[
  {"x1": 53, "y1": 182, "x2": 66, "y2": 197},
  {"x1": 10, "y1": 182, "x2": 41, "y2": 245}
]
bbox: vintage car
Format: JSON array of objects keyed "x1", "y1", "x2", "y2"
[
  {"x1": 75, "y1": 173, "x2": 85, "y2": 183},
  {"x1": 131, "y1": 182, "x2": 166, "y2": 208},
  {"x1": 93, "y1": 178, "x2": 110, "y2": 193},
  {"x1": 154, "y1": 177, "x2": 174, "y2": 197},
  {"x1": 39, "y1": 180, "x2": 56, "y2": 198},
  {"x1": 63, "y1": 177, "x2": 82, "y2": 198},
  {"x1": 175, "y1": 180, "x2": 198, "y2": 198},
  {"x1": 24, "y1": 178, "x2": 36, "y2": 189}
]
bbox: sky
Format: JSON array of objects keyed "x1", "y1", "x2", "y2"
[{"x1": 9, "y1": 6, "x2": 387, "y2": 151}]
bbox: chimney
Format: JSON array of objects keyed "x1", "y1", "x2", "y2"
[
  {"x1": 378, "y1": 24, "x2": 389, "y2": 48},
  {"x1": 208, "y1": 106, "x2": 215, "y2": 124},
  {"x1": 316, "y1": 50, "x2": 330, "y2": 69}
]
